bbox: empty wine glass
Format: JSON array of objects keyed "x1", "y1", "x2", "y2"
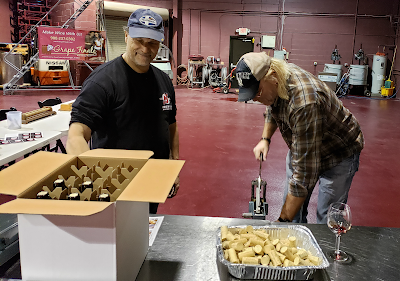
[{"x1": 327, "y1": 202, "x2": 352, "y2": 262}]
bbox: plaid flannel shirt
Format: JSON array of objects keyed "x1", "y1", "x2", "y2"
[{"x1": 265, "y1": 63, "x2": 364, "y2": 197}]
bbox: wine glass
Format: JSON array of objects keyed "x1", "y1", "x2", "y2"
[{"x1": 327, "y1": 202, "x2": 352, "y2": 262}]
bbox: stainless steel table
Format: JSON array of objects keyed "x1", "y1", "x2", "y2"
[
  {"x1": 0, "y1": 215, "x2": 399, "y2": 280},
  {"x1": 137, "y1": 215, "x2": 400, "y2": 281}
]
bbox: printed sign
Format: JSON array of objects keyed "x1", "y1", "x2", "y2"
[{"x1": 38, "y1": 26, "x2": 106, "y2": 61}]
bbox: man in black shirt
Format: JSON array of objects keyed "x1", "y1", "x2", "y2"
[{"x1": 67, "y1": 9, "x2": 179, "y2": 213}]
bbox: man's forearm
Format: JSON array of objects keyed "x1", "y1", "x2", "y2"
[
  {"x1": 66, "y1": 122, "x2": 92, "y2": 155},
  {"x1": 262, "y1": 121, "x2": 278, "y2": 139},
  {"x1": 66, "y1": 136, "x2": 90, "y2": 155}
]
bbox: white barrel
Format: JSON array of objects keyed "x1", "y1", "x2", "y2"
[
  {"x1": 349, "y1": 65, "x2": 368, "y2": 86},
  {"x1": 371, "y1": 54, "x2": 387, "y2": 94},
  {"x1": 323, "y1": 64, "x2": 342, "y2": 84}
]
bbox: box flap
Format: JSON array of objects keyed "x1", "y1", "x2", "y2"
[
  {"x1": 0, "y1": 198, "x2": 112, "y2": 216},
  {"x1": 79, "y1": 149, "x2": 154, "y2": 159},
  {"x1": 117, "y1": 159, "x2": 184, "y2": 203},
  {"x1": 0, "y1": 151, "x2": 75, "y2": 196}
]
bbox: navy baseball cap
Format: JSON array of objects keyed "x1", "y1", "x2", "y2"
[
  {"x1": 128, "y1": 9, "x2": 164, "y2": 42},
  {"x1": 236, "y1": 52, "x2": 272, "y2": 102}
]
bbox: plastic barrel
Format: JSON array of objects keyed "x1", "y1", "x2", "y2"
[
  {"x1": 349, "y1": 65, "x2": 368, "y2": 86},
  {"x1": 323, "y1": 64, "x2": 343, "y2": 84},
  {"x1": 371, "y1": 54, "x2": 387, "y2": 94}
]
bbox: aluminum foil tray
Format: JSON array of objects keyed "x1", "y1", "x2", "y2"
[{"x1": 216, "y1": 225, "x2": 329, "y2": 280}]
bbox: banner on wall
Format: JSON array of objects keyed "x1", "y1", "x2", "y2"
[{"x1": 38, "y1": 26, "x2": 106, "y2": 61}]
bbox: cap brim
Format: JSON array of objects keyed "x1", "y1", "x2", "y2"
[
  {"x1": 129, "y1": 27, "x2": 164, "y2": 42},
  {"x1": 238, "y1": 82, "x2": 259, "y2": 102}
]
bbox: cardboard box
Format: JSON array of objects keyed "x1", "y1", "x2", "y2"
[{"x1": 0, "y1": 149, "x2": 184, "y2": 281}]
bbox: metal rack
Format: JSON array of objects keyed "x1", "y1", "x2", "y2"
[
  {"x1": 3, "y1": 0, "x2": 95, "y2": 94},
  {"x1": 188, "y1": 59, "x2": 207, "y2": 88},
  {"x1": 10, "y1": 0, "x2": 52, "y2": 44}
]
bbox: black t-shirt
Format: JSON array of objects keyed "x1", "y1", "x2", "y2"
[{"x1": 70, "y1": 56, "x2": 176, "y2": 159}]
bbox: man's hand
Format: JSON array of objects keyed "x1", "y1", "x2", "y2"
[
  {"x1": 253, "y1": 139, "x2": 270, "y2": 161},
  {"x1": 168, "y1": 175, "x2": 180, "y2": 198}
]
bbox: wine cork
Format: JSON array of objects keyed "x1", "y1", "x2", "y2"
[
  {"x1": 296, "y1": 248, "x2": 308, "y2": 259},
  {"x1": 276, "y1": 252, "x2": 286, "y2": 263},
  {"x1": 283, "y1": 259, "x2": 295, "y2": 267},
  {"x1": 288, "y1": 236, "x2": 297, "y2": 248},
  {"x1": 299, "y1": 258, "x2": 314, "y2": 266},
  {"x1": 230, "y1": 242, "x2": 244, "y2": 252},
  {"x1": 221, "y1": 226, "x2": 229, "y2": 241},
  {"x1": 228, "y1": 248, "x2": 239, "y2": 264},
  {"x1": 242, "y1": 256, "x2": 259, "y2": 265},
  {"x1": 272, "y1": 238, "x2": 280, "y2": 246},
  {"x1": 245, "y1": 225, "x2": 254, "y2": 233},
  {"x1": 260, "y1": 255, "x2": 270, "y2": 266},
  {"x1": 280, "y1": 246, "x2": 295, "y2": 262},
  {"x1": 222, "y1": 241, "x2": 230, "y2": 249},
  {"x1": 224, "y1": 249, "x2": 229, "y2": 260},
  {"x1": 253, "y1": 244, "x2": 264, "y2": 255},
  {"x1": 308, "y1": 255, "x2": 320, "y2": 265},
  {"x1": 242, "y1": 247, "x2": 253, "y2": 253},
  {"x1": 249, "y1": 237, "x2": 265, "y2": 247},
  {"x1": 240, "y1": 233, "x2": 257, "y2": 240},
  {"x1": 254, "y1": 230, "x2": 269, "y2": 240},
  {"x1": 263, "y1": 244, "x2": 275, "y2": 253},
  {"x1": 226, "y1": 231, "x2": 235, "y2": 241},
  {"x1": 264, "y1": 248, "x2": 282, "y2": 266},
  {"x1": 230, "y1": 238, "x2": 247, "y2": 246},
  {"x1": 238, "y1": 248, "x2": 255, "y2": 261}
]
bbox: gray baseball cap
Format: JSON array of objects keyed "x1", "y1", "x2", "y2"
[
  {"x1": 236, "y1": 52, "x2": 271, "y2": 102},
  {"x1": 127, "y1": 9, "x2": 164, "y2": 42}
]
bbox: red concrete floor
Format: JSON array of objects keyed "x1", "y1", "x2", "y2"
[{"x1": 1, "y1": 87, "x2": 400, "y2": 228}]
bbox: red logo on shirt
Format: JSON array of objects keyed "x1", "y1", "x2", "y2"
[
  {"x1": 160, "y1": 93, "x2": 172, "y2": 111},
  {"x1": 161, "y1": 93, "x2": 170, "y2": 105}
]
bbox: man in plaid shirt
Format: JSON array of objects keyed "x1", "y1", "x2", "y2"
[{"x1": 236, "y1": 52, "x2": 364, "y2": 224}]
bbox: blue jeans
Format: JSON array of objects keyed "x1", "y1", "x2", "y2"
[{"x1": 283, "y1": 151, "x2": 360, "y2": 224}]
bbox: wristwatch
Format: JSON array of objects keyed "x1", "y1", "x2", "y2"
[
  {"x1": 278, "y1": 217, "x2": 291, "y2": 222},
  {"x1": 261, "y1": 137, "x2": 271, "y2": 145}
]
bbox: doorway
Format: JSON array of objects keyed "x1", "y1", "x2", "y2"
[{"x1": 229, "y1": 36, "x2": 254, "y2": 88}]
